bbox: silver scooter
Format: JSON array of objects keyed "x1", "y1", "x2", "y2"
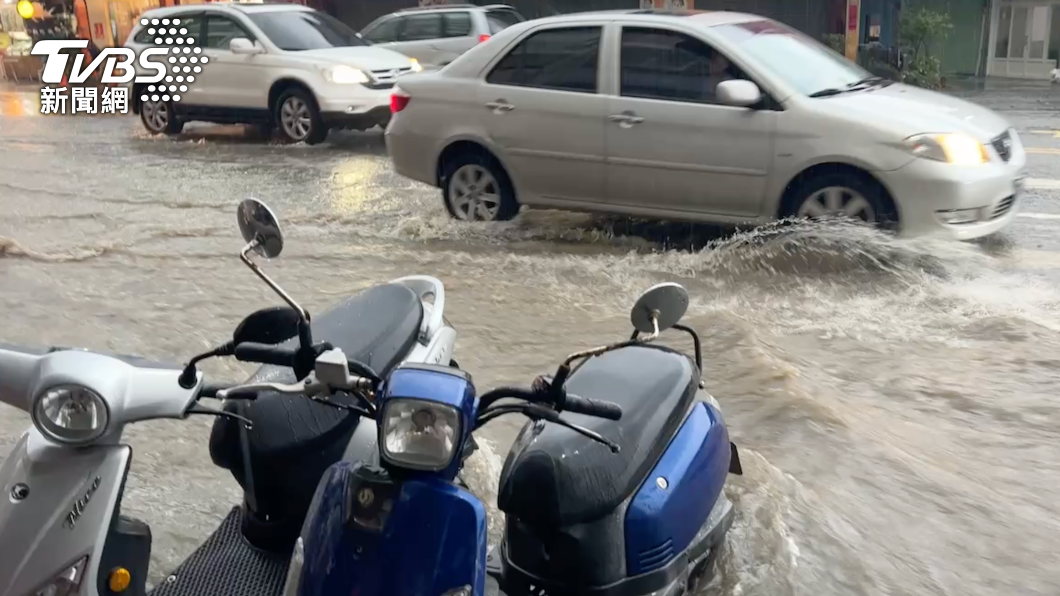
[{"x1": 0, "y1": 198, "x2": 457, "y2": 596}]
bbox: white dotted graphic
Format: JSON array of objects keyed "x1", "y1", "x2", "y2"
[{"x1": 138, "y1": 17, "x2": 203, "y2": 104}]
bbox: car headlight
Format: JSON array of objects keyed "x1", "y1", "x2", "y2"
[
  {"x1": 34, "y1": 556, "x2": 88, "y2": 596},
  {"x1": 31, "y1": 385, "x2": 109, "y2": 446},
  {"x1": 905, "y1": 133, "x2": 989, "y2": 165},
  {"x1": 409, "y1": 58, "x2": 422, "y2": 73},
  {"x1": 323, "y1": 65, "x2": 369, "y2": 84},
  {"x1": 380, "y1": 398, "x2": 460, "y2": 471}
]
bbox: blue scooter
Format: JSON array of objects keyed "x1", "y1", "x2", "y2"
[{"x1": 265, "y1": 282, "x2": 743, "y2": 596}]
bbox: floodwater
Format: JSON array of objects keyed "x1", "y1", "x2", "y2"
[{"x1": 2, "y1": 110, "x2": 1060, "y2": 596}]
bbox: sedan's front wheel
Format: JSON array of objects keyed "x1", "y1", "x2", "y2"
[
  {"x1": 786, "y1": 171, "x2": 897, "y2": 230},
  {"x1": 275, "y1": 88, "x2": 328, "y2": 145}
]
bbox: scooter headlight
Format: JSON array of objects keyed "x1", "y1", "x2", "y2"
[
  {"x1": 380, "y1": 398, "x2": 460, "y2": 471},
  {"x1": 33, "y1": 556, "x2": 88, "y2": 596},
  {"x1": 31, "y1": 385, "x2": 110, "y2": 446}
]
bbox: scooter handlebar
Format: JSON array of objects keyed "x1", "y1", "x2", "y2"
[
  {"x1": 233, "y1": 342, "x2": 296, "y2": 367},
  {"x1": 563, "y1": 393, "x2": 623, "y2": 421},
  {"x1": 477, "y1": 386, "x2": 623, "y2": 421}
]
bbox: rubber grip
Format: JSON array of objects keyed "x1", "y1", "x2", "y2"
[
  {"x1": 563, "y1": 394, "x2": 623, "y2": 420},
  {"x1": 233, "y1": 342, "x2": 296, "y2": 367}
]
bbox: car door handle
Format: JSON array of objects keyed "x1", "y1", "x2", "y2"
[
  {"x1": 486, "y1": 100, "x2": 515, "y2": 113},
  {"x1": 609, "y1": 112, "x2": 644, "y2": 127}
]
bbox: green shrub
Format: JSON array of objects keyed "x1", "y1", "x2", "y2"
[
  {"x1": 902, "y1": 55, "x2": 945, "y2": 89},
  {"x1": 897, "y1": 8, "x2": 953, "y2": 88}
]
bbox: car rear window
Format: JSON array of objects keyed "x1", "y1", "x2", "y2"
[
  {"x1": 486, "y1": 26, "x2": 601, "y2": 94},
  {"x1": 485, "y1": 8, "x2": 524, "y2": 34}
]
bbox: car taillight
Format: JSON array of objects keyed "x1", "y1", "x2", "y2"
[
  {"x1": 478, "y1": 34, "x2": 491, "y2": 43},
  {"x1": 390, "y1": 91, "x2": 410, "y2": 114}
]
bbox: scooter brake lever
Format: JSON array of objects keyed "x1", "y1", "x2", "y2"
[
  {"x1": 185, "y1": 402, "x2": 253, "y2": 430},
  {"x1": 524, "y1": 404, "x2": 621, "y2": 453},
  {"x1": 216, "y1": 379, "x2": 319, "y2": 400}
]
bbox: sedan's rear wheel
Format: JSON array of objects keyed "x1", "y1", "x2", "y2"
[{"x1": 441, "y1": 152, "x2": 519, "y2": 221}]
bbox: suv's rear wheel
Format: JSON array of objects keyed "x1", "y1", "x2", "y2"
[
  {"x1": 140, "y1": 97, "x2": 183, "y2": 135},
  {"x1": 275, "y1": 88, "x2": 327, "y2": 145}
]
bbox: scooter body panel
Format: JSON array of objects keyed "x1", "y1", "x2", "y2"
[
  {"x1": 298, "y1": 461, "x2": 488, "y2": 596},
  {"x1": 0, "y1": 430, "x2": 130, "y2": 596},
  {"x1": 624, "y1": 401, "x2": 731, "y2": 576},
  {"x1": 496, "y1": 391, "x2": 737, "y2": 596}
]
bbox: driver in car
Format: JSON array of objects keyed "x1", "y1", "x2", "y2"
[{"x1": 706, "y1": 51, "x2": 735, "y2": 96}]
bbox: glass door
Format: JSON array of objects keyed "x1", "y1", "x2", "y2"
[
  {"x1": 993, "y1": 2, "x2": 1056, "y2": 77},
  {"x1": 1049, "y1": 4, "x2": 1060, "y2": 65}
]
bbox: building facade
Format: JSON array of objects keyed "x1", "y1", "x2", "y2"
[{"x1": 985, "y1": 0, "x2": 1060, "y2": 78}]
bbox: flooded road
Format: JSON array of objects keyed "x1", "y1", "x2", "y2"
[{"x1": 2, "y1": 83, "x2": 1060, "y2": 596}]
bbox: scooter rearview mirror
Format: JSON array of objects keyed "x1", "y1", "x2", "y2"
[
  {"x1": 233, "y1": 199, "x2": 314, "y2": 353},
  {"x1": 630, "y1": 282, "x2": 689, "y2": 337},
  {"x1": 237, "y1": 198, "x2": 284, "y2": 260}
]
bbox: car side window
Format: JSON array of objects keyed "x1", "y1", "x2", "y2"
[
  {"x1": 441, "y1": 12, "x2": 472, "y2": 38},
  {"x1": 135, "y1": 14, "x2": 203, "y2": 45},
  {"x1": 399, "y1": 14, "x2": 442, "y2": 42},
  {"x1": 619, "y1": 27, "x2": 749, "y2": 105},
  {"x1": 134, "y1": 25, "x2": 154, "y2": 44},
  {"x1": 363, "y1": 17, "x2": 401, "y2": 43},
  {"x1": 204, "y1": 15, "x2": 252, "y2": 49},
  {"x1": 486, "y1": 26, "x2": 601, "y2": 94}
]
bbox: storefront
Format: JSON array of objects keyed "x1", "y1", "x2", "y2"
[
  {"x1": 986, "y1": 0, "x2": 1060, "y2": 78},
  {"x1": 81, "y1": 0, "x2": 157, "y2": 47}
]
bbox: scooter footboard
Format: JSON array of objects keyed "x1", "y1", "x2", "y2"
[
  {"x1": 296, "y1": 461, "x2": 488, "y2": 596},
  {"x1": 149, "y1": 507, "x2": 289, "y2": 596}
]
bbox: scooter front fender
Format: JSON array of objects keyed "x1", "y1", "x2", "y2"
[
  {"x1": 297, "y1": 461, "x2": 488, "y2": 596},
  {"x1": 0, "y1": 430, "x2": 131, "y2": 596}
]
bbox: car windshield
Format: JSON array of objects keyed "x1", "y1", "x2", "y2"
[
  {"x1": 248, "y1": 10, "x2": 368, "y2": 51},
  {"x1": 711, "y1": 20, "x2": 870, "y2": 97}
]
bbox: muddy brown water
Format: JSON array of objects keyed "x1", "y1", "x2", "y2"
[{"x1": 1, "y1": 121, "x2": 1059, "y2": 596}]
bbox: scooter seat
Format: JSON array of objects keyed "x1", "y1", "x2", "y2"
[
  {"x1": 208, "y1": 283, "x2": 423, "y2": 544},
  {"x1": 497, "y1": 345, "x2": 697, "y2": 528}
]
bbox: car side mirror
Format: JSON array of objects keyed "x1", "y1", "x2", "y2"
[
  {"x1": 716, "y1": 79, "x2": 762, "y2": 108},
  {"x1": 230, "y1": 38, "x2": 263, "y2": 55}
]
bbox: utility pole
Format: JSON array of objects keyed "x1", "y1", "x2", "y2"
[{"x1": 845, "y1": 0, "x2": 861, "y2": 61}]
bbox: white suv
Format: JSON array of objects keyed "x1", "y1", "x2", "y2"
[{"x1": 125, "y1": 4, "x2": 421, "y2": 144}]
